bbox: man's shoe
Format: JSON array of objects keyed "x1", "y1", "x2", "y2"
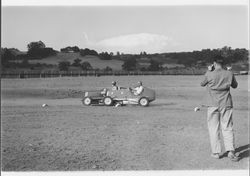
[
  {"x1": 228, "y1": 151, "x2": 240, "y2": 162},
  {"x1": 211, "y1": 153, "x2": 220, "y2": 159}
]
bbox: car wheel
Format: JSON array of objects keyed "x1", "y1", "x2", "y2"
[
  {"x1": 103, "y1": 96, "x2": 113, "y2": 106},
  {"x1": 82, "y1": 97, "x2": 92, "y2": 106},
  {"x1": 139, "y1": 97, "x2": 149, "y2": 106}
]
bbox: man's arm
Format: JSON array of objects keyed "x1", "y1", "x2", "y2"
[
  {"x1": 200, "y1": 77, "x2": 208, "y2": 87},
  {"x1": 136, "y1": 86, "x2": 144, "y2": 95},
  {"x1": 201, "y1": 73, "x2": 209, "y2": 87},
  {"x1": 201, "y1": 71, "x2": 210, "y2": 87},
  {"x1": 231, "y1": 74, "x2": 238, "y2": 88}
]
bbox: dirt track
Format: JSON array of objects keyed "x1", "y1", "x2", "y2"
[{"x1": 1, "y1": 76, "x2": 249, "y2": 170}]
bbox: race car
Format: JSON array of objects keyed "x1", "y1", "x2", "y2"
[{"x1": 82, "y1": 86, "x2": 156, "y2": 107}]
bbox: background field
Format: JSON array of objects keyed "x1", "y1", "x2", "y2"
[
  {"x1": 1, "y1": 75, "x2": 249, "y2": 171},
  {"x1": 28, "y1": 53, "x2": 124, "y2": 70}
]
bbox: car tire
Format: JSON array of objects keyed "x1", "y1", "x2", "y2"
[
  {"x1": 139, "y1": 97, "x2": 149, "y2": 107},
  {"x1": 82, "y1": 97, "x2": 92, "y2": 106},
  {"x1": 103, "y1": 96, "x2": 113, "y2": 106}
]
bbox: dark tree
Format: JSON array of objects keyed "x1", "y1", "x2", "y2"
[
  {"x1": 140, "y1": 51, "x2": 147, "y2": 56},
  {"x1": 148, "y1": 59, "x2": 162, "y2": 71},
  {"x1": 27, "y1": 41, "x2": 56, "y2": 58},
  {"x1": 72, "y1": 58, "x2": 82, "y2": 67},
  {"x1": 140, "y1": 67, "x2": 147, "y2": 71},
  {"x1": 58, "y1": 61, "x2": 70, "y2": 71},
  {"x1": 233, "y1": 48, "x2": 248, "y2": 62},
  {"x1": 20, "y1": 59, "x2": 29, "y2": 67},
  {"x1": 61, "y1": 46, "x2": 80, "y2": 52},
  {"x1": 122, "y1": 57, "x2": 137, "y2": 71},
  {"x1": 103, "y1": 66, "x2": 113, "y2": 71},
  {"x1": 61, "y1": 47, "x2": 70, "y2": 52},
  {"x1": 81, "y1": 61, "x2": 92, "y2": 70},
  {"x1": 178, "y1": 56, "x2": 196, "y2": 67},
  {"x1": 80, "y1": 48, "x2": 98, "y2": 56},
  {"x1": 27, "y1": 41, "x2": 45, "y2": 51},
  {"x1": 1, "y1": 48, "x2": 16, "y2": 68},
  {"x1": 71, "y1": 46, "x2": 80, "y2": 52},
  {"x1": 99, "y1": 52, "x2": 112, "y2": 60}
]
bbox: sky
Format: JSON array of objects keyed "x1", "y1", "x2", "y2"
[{"x1": 1, "y1": 5, "x2": 248, "y2": 54}]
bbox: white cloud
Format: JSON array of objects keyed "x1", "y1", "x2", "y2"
[{"x1": 89, "y1": 33, "x2": 179, "y2": 54}]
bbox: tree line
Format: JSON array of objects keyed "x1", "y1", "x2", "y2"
[
  {"x1": 120, "y1": 46, "x2": 248, "y2": 71},
  {"x1": 1, "y1": 40, "x2": 248, "y2": 72}
]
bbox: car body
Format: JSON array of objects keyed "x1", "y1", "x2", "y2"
[{"x1": 82, "y1": 86, "x2": 156, "y2": 106}]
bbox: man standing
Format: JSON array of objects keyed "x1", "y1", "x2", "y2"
[{"x1": 200, "y1": 55, "x2": 239, "y2": 162}]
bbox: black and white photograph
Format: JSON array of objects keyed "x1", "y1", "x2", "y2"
[{"x1": 1, "y1": 0, "x2": 249, "y2": 175}]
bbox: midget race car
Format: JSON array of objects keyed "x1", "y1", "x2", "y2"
[{"x1": 82, "y1": 86, "x2": 155, "y2": 107}]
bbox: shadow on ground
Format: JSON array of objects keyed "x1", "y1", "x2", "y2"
[{"x1": 221, "y1": 144, "x2": 250, "y2": 161}]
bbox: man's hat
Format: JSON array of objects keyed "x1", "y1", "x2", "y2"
[{"x1": 112, "y1": 81, "x2": 116, "y2": 85}]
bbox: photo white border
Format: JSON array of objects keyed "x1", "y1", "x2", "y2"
[
  {"x1": 2, "y1": 0, "x2": 249, "y2": 6},
  {"x1": 1, "y1": 170, "x2": 250, "y2": 176},
  {"x1": 1, "y1": 0, "x2": 249, "y2": 176}
]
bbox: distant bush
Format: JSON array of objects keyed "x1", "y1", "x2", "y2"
[
  {"x1": 27, "y1": 41, "x2": 56, "y2": 58},
  {"x1": 28, "y1": 48, "x2": 56, "y2": 58},
  {"x1": 140, "y1": 67, "x2": 147, "y2": 71},
  {"x1": 61, "y1": 46, "x2": 80, "y2": 53},
  {"x1": 99, "y1": 52, "x2": 112, "y2": 60},
  {"x1": 72, "y1": 58, "x2": 82, "y2": 67},
  {"x1": 148, "y1": 59, "x2": 163, "y2": 71},
  {"x1": 80, "y1": 48, "x2": 98, "y2": 57},
  {"x1": 58, "y1": 61, "x2": 71, "y2": 71},
  {"x1": 1, "y1": 48, "x2": 15, "y2": 68},
  {"x1": 81, "y1": 61, "x2": 92, "y2": 70},
  {"x1": 166, "y1": 46, "x2": 249, "y2": 66},
  {"x1": 27, "y1": 41, "x2": 45, "y2": 51},
  {"x1": 103, "y1": 66, "x2": 113, "y2": 71},
  {"x1": 122, "y1": 57, "x2": 137, "y2": 71}
]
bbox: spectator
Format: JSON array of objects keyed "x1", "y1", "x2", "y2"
[{"x1": 200, "y1": 55, "x2": 239, "y2": 162}]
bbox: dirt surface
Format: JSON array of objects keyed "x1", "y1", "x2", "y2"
[{"x1": 1, "y1": 76, "x2": 249, "y2": 171}]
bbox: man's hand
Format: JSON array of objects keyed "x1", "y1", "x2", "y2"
[{"x1": 208, "y1": 64, "x2": 214, "y2": 71}]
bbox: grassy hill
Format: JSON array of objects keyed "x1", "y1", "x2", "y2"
[{"x1": 28, "y1": 52, "x2": 124, "y2": 70}]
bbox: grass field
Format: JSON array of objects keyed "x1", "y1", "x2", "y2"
[
  {"x1": 28, "y1": 53, "x2": 124, "y2": 70},
  {"x1": 1, "y1": 75, "x2": 249, "y2": 171}
]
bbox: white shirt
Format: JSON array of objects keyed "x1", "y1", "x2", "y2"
[
  {"x1": 112, "y1": 86, "x2": 119, "y2": 90},
  {"x1": 133, "y1": 86, "x2": 143, "y2": 95}
]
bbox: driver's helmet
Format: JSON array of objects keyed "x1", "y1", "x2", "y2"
[
  {"x1": 137, "y1": 81, "x2": 142, "y2": 86},
  {"x1": 112, "y1": 81, "x2": 116, "y2": 86}
]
